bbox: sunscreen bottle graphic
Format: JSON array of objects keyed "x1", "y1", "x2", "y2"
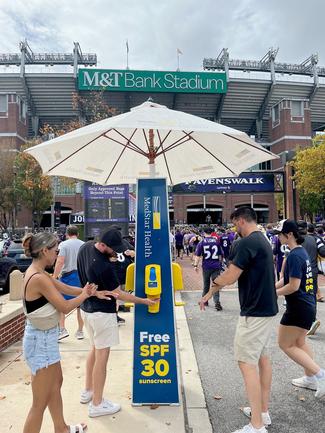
[
  {"x1": 152, "y1": 196, "x2": 161, "y2": 230},
  {"x1": 145, "y1": 264, "x2": 161, "y2": 313}
]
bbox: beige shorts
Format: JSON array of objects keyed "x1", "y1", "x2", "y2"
[
  {"x1": 234, "y1": 316, "x2": 275, "y2": 365},
  {"x1": 81, "y1": 311, "x2": 119, "y2": 349}
]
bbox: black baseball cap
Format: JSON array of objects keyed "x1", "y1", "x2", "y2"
[
  {"x1": 272, "y1": 219, "x2": 299, "y2": 235},
  {"x1": 100, "y1": 229, "x2": 125, "y2": 252}
]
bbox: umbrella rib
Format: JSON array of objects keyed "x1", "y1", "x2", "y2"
[
  {"x1": 142, "y1": 129, "x2": 151, "y2": 154},
  {"x1": 156, "y1": 138, "x2": 191, "y2": 157},
  {"x1": 155, "y1": 131, "x2": 194, "y2": 156},
  {"x1": 157, "y1": 133, "x2": 173, "y2": 185},
  {"x1": 223, "y1": 133, "x2": 275, "y2": 156},
  {"x1": 46, "y1": 130, "x2": 113, "y2": 173},
  {"x1": 111, "y1": 129, "x2": 145, "y2": 154},
  {"x1": 155, "y1": 130, "x2": 172, "y2": 153},
  {"x1": 103, "y1": 131, "x2": 147, "y2": 156},
  {"x1": 103, "y1": 129, "x2": 138, "y2": 184},
  {"x1": 189, "y1": 133, "x2": 238, "y2": 176}
]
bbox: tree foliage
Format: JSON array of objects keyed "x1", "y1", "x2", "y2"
[
  {"x1": 0, "y1": 151, "x2": 17, "y2": 230},
  {"x1": 0, "y1": 92, "x2": 118, "y2": 230},
  {"x1": 292, "y1": 137, "x2": 325, "y2": 194},
  {"x1": 299, "y1": 191, "x2": 324, "y2": 221},
  {"x1": 291, "y1": 136, "x2": 325, "y2": 218},
  {"x1": 14, "y1": 140, "x2": 53, "y2": 228}
]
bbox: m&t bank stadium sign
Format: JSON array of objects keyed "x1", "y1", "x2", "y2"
[{"x1": 78, "y1": 69, "x2": 227, "y2": 94}]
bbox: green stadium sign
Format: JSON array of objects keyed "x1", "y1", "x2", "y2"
[{"x1": 78, "y1": 69, "x2": 227, "y2": 94}]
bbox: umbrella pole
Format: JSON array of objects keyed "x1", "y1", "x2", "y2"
[
  {"x1": 149, "y1": 162, "x2": 156, "y2": 178},
  {"x1": 148, "y1": 128, "x2": 156, "y2": 178}
]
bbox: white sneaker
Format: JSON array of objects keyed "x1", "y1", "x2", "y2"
[
  {"x1": 58, "y1": 328, "x2": 69, "y2": 341},
  {"x1": 75, "y1": 330, "x2": 84, "y2": 340},
  {"x1": 315, "y1": 374, "x2": 325, "y2": 399},
  {"x1": 306, "y1": 320, "x2": 321, "y2": 336},
  {"x1": 80, "y1": 389, "x2": 93, "y2": 404},
  {"x1": 241, "y1": 407, "x2": 271, "y2": 427},
  {"x1": 292, "y1": 375, "x2": 317, "y2": 391},
  {"x1": 88, "y1": 399, "x2": 121, "y2": 417},
  {"x1": 231, "y1": 423, "x2": 267, "y2": 433}
]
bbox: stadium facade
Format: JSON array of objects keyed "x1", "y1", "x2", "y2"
[{"x1": 1, "y1": 43, "x2": 324, "y2": 227}]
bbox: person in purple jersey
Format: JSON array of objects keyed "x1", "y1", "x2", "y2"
[
  {"x1": 220, "y1": 229, "x2": 231, "y2": 265},
  {"x1": 175, "y1": 229, "x2": 184, "y2": 259},
  {"x1": 194, "y1": 226, "x2": 223, "y2": 310}
]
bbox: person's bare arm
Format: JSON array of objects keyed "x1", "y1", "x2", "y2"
[
  {"x1": 276, "y1": 277, "x2": 300, "y2": 296},
  {"x1": 213, "y1": 263, "x2": 243, "y2": 286},
  {"x1": 53, "y1": 255, "x2": 65, "y2": 279},
  {"x1": 51, "y1": 276, "x2": 114, "y2": 301},
  {"x1": 51, "y1": 277, "x2": 83, "y2": 296},
  {"x1": 29, "y1": 274, "x2": 96, "y2": 314},
  {"x1": 111, "y1": 287, "x2": 158, "y2": 306}
]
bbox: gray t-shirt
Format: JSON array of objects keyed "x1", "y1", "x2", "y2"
[{"x1": 58, "y1": 238, "x2": 84, "y2": 274}]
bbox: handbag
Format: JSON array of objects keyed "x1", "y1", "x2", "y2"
[{"x1": 23, "y1": 301, "x2": 60, "y2": 330}]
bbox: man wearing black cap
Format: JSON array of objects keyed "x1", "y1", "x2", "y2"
[
  {"x1": 104, "y1": 226, "x2": 135, "y2": 324},
  {"x1": 77, "y1": 229, "x2": 157, "y2": 418}
]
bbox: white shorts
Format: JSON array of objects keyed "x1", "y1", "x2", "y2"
[
  {"x1": 81, "y1": 311, "x2": 119, "y2": 349},
  {"x1": 234, "y1": 316, "x2": 275, "y2": 365}
]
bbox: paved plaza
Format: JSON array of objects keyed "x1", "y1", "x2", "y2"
[{"x1": 0, "y1": 255, "x2": 324, "y2": 432}]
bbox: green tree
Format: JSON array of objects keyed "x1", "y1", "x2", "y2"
[
  {"x1": 292, "y1": 136, "x2": 325, "y2": 219},
  {"x1": 14, "y1": 142, "x2": 53, "y2": 229},
  {"x1": 274, "y1": 193, "x2": 284, "y2": 220},
  {"x1": 299, "y1": 191, "x2": 324, "y2": 221},
  {"x1": 292, "y1": 138, "x2": 325, "y2": 194},
  {"x1": 0, "y1": 151, "x2": 17, "y2": 230}
]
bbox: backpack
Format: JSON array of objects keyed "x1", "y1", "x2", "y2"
[{"x1": 312, "y1": 234, "x2": 325, "y2": 273}]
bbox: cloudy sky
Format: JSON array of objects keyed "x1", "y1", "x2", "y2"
[{"x1": 0, "y1": 0, "x2": 324, "y2": 71}]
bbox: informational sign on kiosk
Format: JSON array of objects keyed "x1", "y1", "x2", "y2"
[{"x1": 132, "y1": 178, "x2": 179, "y2": 405}]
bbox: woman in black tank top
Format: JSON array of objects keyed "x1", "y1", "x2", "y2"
[{"x1": 22, "y1": 232, "x2": 98, "y2": 433}]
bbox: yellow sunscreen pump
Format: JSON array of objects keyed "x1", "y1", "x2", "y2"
[{"x1": 145, "y1": 264, "x2": 162, "y2": 313}]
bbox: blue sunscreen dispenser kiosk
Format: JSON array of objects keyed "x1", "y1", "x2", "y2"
[{"x1": 132, "y1": 178, "x2": 179, "y2": 405}]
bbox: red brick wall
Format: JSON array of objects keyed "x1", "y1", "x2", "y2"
[
  {"x1": 173, "y1": 192, "x2": 278, "y2": 223},
  {"x1": 0, "y1": 94, "x2": 28, "y2": 151},
  {"x1": 0, "y1": 313, "x2": 25, "y2": 351}
]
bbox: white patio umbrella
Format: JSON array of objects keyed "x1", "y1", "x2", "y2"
[{"x1": 26, "y1": 100, "x2": 277, "y2": 185}]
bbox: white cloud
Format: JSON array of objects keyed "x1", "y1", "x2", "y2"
[{"x1": 0, "y1": 0, "x2": 324, "y2": 70}]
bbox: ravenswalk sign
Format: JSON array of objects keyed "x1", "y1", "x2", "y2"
[{"x1": 132, "y1": 178, "x2": 179, "y2": 405}]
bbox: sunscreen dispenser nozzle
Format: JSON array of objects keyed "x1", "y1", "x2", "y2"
[{"x1": 145, "y1": 264, "x2": 161, "y2": 313}]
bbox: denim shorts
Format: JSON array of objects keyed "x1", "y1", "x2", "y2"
[{"x1": 23, "y1": 320, "x2": 61, "y2": 375}]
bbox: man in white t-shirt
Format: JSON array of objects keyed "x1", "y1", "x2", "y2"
[{"x1": 53, "y1": 225, "x2": 85, "y2": 340}]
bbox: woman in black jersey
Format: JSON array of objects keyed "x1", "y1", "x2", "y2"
[
  {"x1": 274, "y1": 219, "x2": 325, "y2": 399},
  {"x1": 22, "y1": 232, "x2": 108, "y2": 433}
]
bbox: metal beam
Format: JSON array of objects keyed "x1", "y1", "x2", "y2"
[
  {"x1": 0, "y1": 40, "x2": 97, "y2": 70},
  {"x1": 203, "y1": 48, "x2": 325, "y2": 77},
  {"x1": 249, "y1": 49, "x2": 277, "y2": 137},
  {"x1": 214, "y1": 94, "x2": 226, "y2": 122},
  {"x1": 308, "y1": 54, "x2": 319, "y2": 103}
]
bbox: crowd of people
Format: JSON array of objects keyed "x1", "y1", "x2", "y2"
[
  {"x1": 194, "y1": 209, "x2": 325, "y2": 433},
  {"x1": 13, "y1": 210, "x2": 325, "y2": 433}
]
